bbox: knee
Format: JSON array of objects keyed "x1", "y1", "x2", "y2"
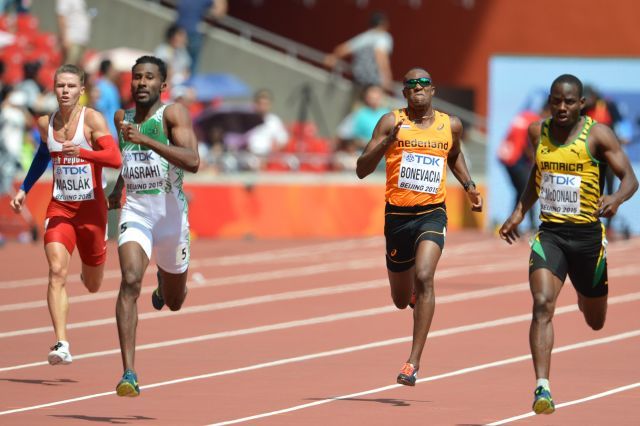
[
  {"x1": 48, "y1": 264, "x2": 68, "y2": 287},
  {"x1": 120, "y1": 270, "x2": 143, "y2": 297},
  {"x1": 588, "y1": 320, "x2": 605, "y2": 331},
  {"x1": 85, "y1": 281, "x2": 100, "y2": 293},
  {"x1": 414, "y1": 270, "x2": 435, "y2": 295},
  {"x1": 82, "y1": 275, "x2": 101, "y2": 293},
  {"x1": 585, "y1": 315, "x2": 606, "y2": 331},
  {"x1": 532, "y1": 294, "x2": 555, "y2": 321},
  {"x1": 166, "y1": 300, "x2": 183, "y2": 311},
  {"x1": 392, "y1": 297, "x2": 409, "y2": 310}
]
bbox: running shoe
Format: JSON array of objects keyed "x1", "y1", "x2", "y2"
[
  {"x1": 48, "y1": 341, "x2": 73, "y2": 365},
  {"x1": 397, "y1": 362, "x2": 418, "y2": 386},
  {"x1": 532, "y1": 386, "x2": 555, "y2": 414},
  {"x1": 151, "y1": 270, "x2": 165, "y2": 310},
  {"x1": 116, "y1": 369, "x2": 140, "y2": 397}
]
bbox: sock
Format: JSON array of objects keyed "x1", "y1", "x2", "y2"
[{"x1": 536, "y1": 378, "x2": 550, "y2": 391}]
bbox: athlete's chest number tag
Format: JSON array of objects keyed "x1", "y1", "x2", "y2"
[
  {"x1": 53, "y1": 163, "x2": 95, "y2": 201},
  {"x1": 397, "y1": 151, "x2": 444, "y2": 194},
  {"x1": 539, "y1": 171, "x2": 581, "y2": 214},
  {"x1": 122, "y1": 150, "x2": 165, "y2": 192}
]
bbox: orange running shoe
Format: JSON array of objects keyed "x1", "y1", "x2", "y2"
[{"x1": 397, "y1": 362, "x2": 418, "y2": 386}]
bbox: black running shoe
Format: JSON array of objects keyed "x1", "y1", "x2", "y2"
[{"x1": 151, "y1": 270, "x2": 165, "y2": 310}]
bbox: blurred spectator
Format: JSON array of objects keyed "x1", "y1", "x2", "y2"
[
  {"x1": 324, "y1": 11, "x2": 393, "y2": 99},
  {"x1": 244, "y1": 88, "x2": 289, "y2": 170},
  {"x1": 56, "y1": 0, "x2": 91, "y2": 66},
  {"x1": 498, "y1": 101, "x2": 549, "y2": 232},
  {"x1": 176, "y1": 0, "x2": 227, "y2": 75},
  {"x1": 333, "y1": 84, "x2": 390, "y2": 171},
  {"x1": 0, "y1": 89, "x2": 31, "y2": 193},
  {"x1": 0, "y1": 0, "x2": 30, "y2": 14},
  {"x1": 92, "y1": 59, "x2": 121, "y2": 137},
  {"x1": 13, "y1": 61, "x2": 43, "y2": 112},
  {"x1": 171, "y1": 84, "x2": 201, "y2": 118},
  {"x1": 0, "y1": 60, "x2": 10, "y2": 103},
  {"x1": 0, "y1": 88, "x2": 36, "y2": 244},
  {"x1": 154, "y1": 23, "x2": 192, "y2": 88}
]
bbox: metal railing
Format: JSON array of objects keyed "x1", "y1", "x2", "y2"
[{"x1": 153, "y1": 0, "x2": 486, "y2": 131}]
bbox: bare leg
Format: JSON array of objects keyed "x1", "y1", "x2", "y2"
[
  {"x1": 529, "y1": 269, "x2": 563, "y2": 380},
  {"x1": 157, "y1": 267, "x2": 189, "y2": 311},
  {"x1": 44, "y1": 242, "x2": 72, "y2": 342},
  {"x1": 80, "y1": 262, "x2": 104, "y2": 293},
  {"x1": 115, "y1": 242, "x2": 149, "y2": 372},
  {"x1": 577, "y1": 293, "x2": 607, "y2": 330},
  {"x1": 406, "y1": 240, "x2": 441, "y2": 369},
  {"x1": 387, "y1": 267, "x2": 414, "y2": 310}
]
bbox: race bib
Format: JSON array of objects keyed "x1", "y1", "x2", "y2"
[
  {"x1": 53, "y1": 163, "x2": 95, "y2": 201},
  {"x1": 539, "y1": 171, "x2": 581, "y2": 214},
  {"x1": 397, "y1": 151, "x2": 444, "y2": 194},
  {"x1": 121, "y1": 150, "x2": 166, "y2": 193}
]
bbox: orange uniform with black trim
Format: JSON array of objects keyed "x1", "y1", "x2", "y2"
[{"x1": 385, "y1": 109, "x2": 452, "y2": 206}]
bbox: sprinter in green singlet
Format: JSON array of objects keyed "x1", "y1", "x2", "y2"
[
  {"x1": 108, "y1": 56, "x2": 200, "y2": 397},
  {"x1": 499, "y1": 74, "x2": 638, "y2": 415}
]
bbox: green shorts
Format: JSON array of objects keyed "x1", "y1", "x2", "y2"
[
  {"x1": 384, "y1": 202, "x2": 447, "y2": 272},
  {"x1": 529, "y1": 221, "x2": 608, "y2": 297}
]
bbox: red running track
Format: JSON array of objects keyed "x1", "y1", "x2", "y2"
[{"x1": 0, "y1": 231, "x2": 638, "y2": 425}]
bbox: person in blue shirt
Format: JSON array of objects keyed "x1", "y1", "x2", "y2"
[
  {"x1": 93, "y1": 59, "x2": 121, "y2": 138},
  {"x1": 175, "y1": 0, "x2": 227, "y2": 74}
]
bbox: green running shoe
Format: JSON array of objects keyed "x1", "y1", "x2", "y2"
[
  {"x1": 116, "y1": 369, "x2": 140, "y2": 397},
  {"x1": 532, "y1": 386, "x2": 555, "y2": 414}
]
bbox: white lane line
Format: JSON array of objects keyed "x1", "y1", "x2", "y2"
[
  {"x1": 487, "y1": 382, "x2": 640, "y2": 425},
  {"x1": 0, "y1": 237, "x2": 385, "y2": 290},
  {"x1": 0, "y1": 255, "x2": 525, "y2": 313},
  {"x1": 0, "y1": 258, "x2": 527, "y2": 335},
  {"x1": 5, "y1": 259, "x2": 639, "y2": 338},
  {"x1": 209, "y1": 330, "x2": 640, "y2": 425},
  {"x1": 1, "y1": 288, "x2": 638, "y2": 377},
  {"x1": 2, "y1": 236, "x2": 635, "y2": 291},
  {"x1": 0, "y1": 281, "x2": 532, "y2": 371},
  {"x1": 1, "y1": 310, "x2": 637, "y2": 418}
]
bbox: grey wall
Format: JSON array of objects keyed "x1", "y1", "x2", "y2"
[{"x1": 30, "y1": 0, "x2": 353, "y2": 137}]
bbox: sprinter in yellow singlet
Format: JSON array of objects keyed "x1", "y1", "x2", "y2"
[
  {"x1": 500, "y1": 74, "x2": 638, "y2": 415},
  {"x1": 356, "y1": 67, "x2": 482, "y2": 387}
]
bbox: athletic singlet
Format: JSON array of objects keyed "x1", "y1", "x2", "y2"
[
  {"x1": 119, "y1": 105, "x2": 185, "y2": 196},
  {"x1": 536, "y1": 116, "x2": 603, "y2": 224},
  {"x1": 47, "y1": 107, "x2": 104, "y2": 213},
  {"x1": 385, "y1": 109, "x2": 452, "y2": 206}
]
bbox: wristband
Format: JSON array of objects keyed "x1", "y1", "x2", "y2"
[{"x1": 463, "y1": 179, "x2": 476, "y2": 192}]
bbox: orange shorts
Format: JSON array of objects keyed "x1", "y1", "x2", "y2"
[{"x1": 44, "y1": 214, "x2": 107, "y2": 266}]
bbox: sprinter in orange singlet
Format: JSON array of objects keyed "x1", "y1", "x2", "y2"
[{"x1": 356, "y1": 67, "x2": 482, "y2": 386}]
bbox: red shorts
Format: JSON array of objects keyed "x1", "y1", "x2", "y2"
[{"x1": 44, "y1": 205, "x2": 107, "y2": 267}]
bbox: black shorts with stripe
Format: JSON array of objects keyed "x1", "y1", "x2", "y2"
[
  {"x1": 384, "y1": 202, "x2": 447, "y2": 272},
  {"x1": 529, "y1": 221, "x2": 608, "y2": 298}
]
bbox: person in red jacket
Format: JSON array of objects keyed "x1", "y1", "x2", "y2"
[
  {"x1": 10, "y1": 64, "x2": 121, "y2": 366},
  {"x1": 498, "y1": 103, "x2": 549, "y2": 232}
]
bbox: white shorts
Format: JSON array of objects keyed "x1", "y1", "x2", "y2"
[{"x1": 118, "y1": 192, "x2": 190, "y2": 274}]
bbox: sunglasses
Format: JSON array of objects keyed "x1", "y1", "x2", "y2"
[{"x1": 403, "y1": 77, "x2": 432, "y2": 89}]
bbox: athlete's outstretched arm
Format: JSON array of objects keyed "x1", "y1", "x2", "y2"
[
  {"x1": 10, "y1": 116, "x2": 51, "y2": 213},
  {"x1": 591, "y1": 124, "x2": 639, "y2": 217},
  {"x1": 499, "y1": 122, "x2": 541, "y2": 244},
  {"x1": 356, "y1": 112, "x2": 399, "y2": 179},
  {"x1": 447, "y1": 116, "x2": 482, "y2": 212},
  {"x1": 120, "y1": 104, "x2": 199, "y2": 173}
]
